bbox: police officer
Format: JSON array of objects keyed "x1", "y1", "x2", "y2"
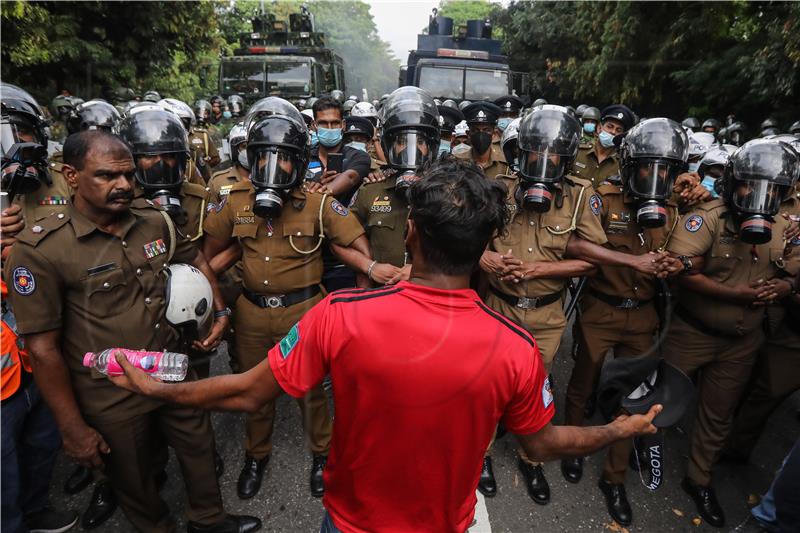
[
  {"x1": 572, "y1": 104, "x2": 636, "y2": 187},
  {"x1": 494, "y1": 95, "x2": 524, "y2": 139},
  {"x1": 663, "y1": 139, "x2": 799, "y2": 528},
  {"x1": 580, "y1": 106, "x2": 601, "y2": 143},
  {"x1": 228, "y1": 95, "x2": 245, "y2": 119},
  {"x1": 3, "y1": 84, "x2": 72, "y2": 227},
  {"x1": 702, "y1": 118, "x2": 721, "y2": 137},
  {"x1": 208, "y1": 122, "x2": 249, "y2": 207},
  {"x1": 5, "y1": 129, "x2": 260, "y2": 533},
  {"x1": 49, "y1": 95, "x2": 84, "y2": 143},
  {"x1": 437, "y1": 104, "x2": 465, "y2": 158},
  {"x1": 202, "y1": 112, "x2": 374, "y2": 500},
  {"x1": 350, "y1": 101, "x2": 387, "y2": 163},
  {"x1": 454, "y1": 101, "x2": 509, "y2": 179},
  {"x1": 563, "y1": 118, "x2": 688, "y2": 526},
  {"x1": 682, "y1": 117, "x2": 701, "y2": 132},
  {"x1": 350, "y1": 86, "x2": 441, "y2": 281},
  {"x1": 189, "y1": 110, "x2": 221, "y2": 185},
  {"x1": 157, "y1": 98, "x2": 209, "y2": 186},
  {"x1": 66, "y1": 99, "x2": 122, "y2": 136},
  {"x1": 725, "y1": 120, "x2": 747, "y2": 146}
]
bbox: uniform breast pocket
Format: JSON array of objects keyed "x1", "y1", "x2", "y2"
[
  {"x1": 709, "y1": 243, "x2": 741, "y2": 279},
  {"x1": 367, "y1": 213, "x2": 396, "y2": 232},
  {"x1": 233, "y1": 222, "x2": 259, "y2": 242},
  {"x1": 283, "y1": 221, "x2": 319, "y2": 255},
  {"x1": 81, "y1": 268, "x2": 130, "y2": 313},
  {"x1": 540, "y1": 215, "x2": 573, "y2": 251}
]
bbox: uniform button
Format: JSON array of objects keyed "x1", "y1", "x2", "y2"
[
  {"x1": 136, "y1": 268, "x2": 142, "y2": 276},
  {"x1": 186, "y1": 234, "x2": 192, "y2": 239},
  {"x1": 555, "y1": 225, "x2": 561, "y2": 230},
  {"x1": 725, "y1": 253, "x2": 730, "y2": 258},
  {"x1": 103, "y1": 282, "x2": 110, "y2": 288},
  {"x1": 122, "y1": 240, "x2": 127, "y2": 248},
  {"x1": 263, "y1": 280, "x2": 269, "y2": 286},
  {"x1": 57, "y1": 213, "x2": 65, "y2": 219},
  {"x1": 529, "y1": 221, "x2": 535, "y2": 226},
  {"x1": 296, "y1": 231, "x2": 302, "y2": 236},
  {"x1": 267, "y1": 232, "x2": 273, "y2": 237},
  {"x1": 154, "y1": 323, "x2": 160, "y2": 329},
  {"x1": 265, "y1": 257, "x2": 270, "y2": 262},
  {"x1": 377, "y1": 220, "x2": 382, "y2": 225},
  {"x1": 528, "y1": 247, "x2": 533, "y2": 253},
  {"x1": 145, "y1": 297, "x2": 151, "y2": 304}
]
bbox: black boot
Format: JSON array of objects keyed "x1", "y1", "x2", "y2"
[
  {"x1": 477, "y1": 456, "x2": 497, "y2": 497},
  {"x1": 81, "y1": 481, "x2": 117, "y2": 530},
  {"x1": 517, "y1": 458, "x2": 550, "y2": 505},
  {"x1": 186, "y1": 514, "x2": 262, "y2": 533},
  {"x1": 310, "y1": 455, "x2": 327, "y2": 498},
  {"x1": 598, "y1": 478, "x2": 632, "y2": 526},
  {"x1": 560, "y1": 457, "x2": 583, "y2": 484},
  {"x1": 681, "y1": 478, "x2": 725, "y2": 528},
  {"x1": 629, "y1": 439, "x2": 650, "y2": 472},
  {"x1": 237, "y1": 455, "x2": 269, "y2": 500},
  {"x1": 64, "y1": 465, "x2": 92, "y2": 495}
]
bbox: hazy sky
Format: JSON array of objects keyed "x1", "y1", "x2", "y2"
[{"x1": 368, "y1": 0, "x2": 440, "y2": 63}]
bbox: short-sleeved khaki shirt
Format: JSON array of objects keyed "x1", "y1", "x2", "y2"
[
  {"x1": 349, "y1": 176, "x2": 410, "y2": 268},
  {"x1": 454, "y1": 146, "x2": 510, "y2": 180},
  {"x1": 207, "y1": 166, "x2": 244, "y2": 206},
  {"x1": 134, "y1": 181, "x2": 208, "y2": 245},
  {"x1": 15, "y1": 153, "x2": 72, "y2": 225},
  {"x1": 571, "y1": 142, "x2": 621, "y2": 188}
]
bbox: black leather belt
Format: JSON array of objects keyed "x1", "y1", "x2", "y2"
[
  {"x1": 490, "y1": 286, "x2": 561, "y2": 310},
  {"x1": 588, "y1": 288, "x2": 652, "y2": 310},
  {"x1": 243, "y1": 285, "x2": 321, "y2": 309}
]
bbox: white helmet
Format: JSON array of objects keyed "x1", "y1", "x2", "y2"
[
  {"x1": 501, "y1": 117, "x2": 522, "y2": 169},
  {"x1": 454, "y1": 120, "x2": 469, "y2": 137},
  {"x1": 228, "y1": 122, "x2": 247, "y2": 150},
  {"x1": 158, "y1": 98, "x2": 196, "y2": 131},
  {"x1": 351, "y1": 102, "x2": 378, "y2": 120},
  {"x1": 165, "y1": 264, "x2": 214, "y2": 340}
]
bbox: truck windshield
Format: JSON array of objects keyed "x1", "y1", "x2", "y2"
[
  {"x1": 418, "y1": 66, "x2": 464, "y2": 100},
  {"x1": 266, "y1": 61, "x2": 312, "y2": 95},
  {"x1": 418, "y1": 65, "x2": 509, "y2": 101},
  {"x1": 465, "y1": 69, "x2": 509, "y2": 101},
  {"x1": 221, "y1": 62, "x2": 265, "y2": 96}
]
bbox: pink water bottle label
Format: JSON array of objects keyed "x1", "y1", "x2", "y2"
[{"x1": 83, "y1": 349, "x2": 161, "y2": 376}]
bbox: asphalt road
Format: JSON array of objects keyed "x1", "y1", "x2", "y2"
[{"x1": 49, "y1": 324, "x2": 799, "y2": 533}]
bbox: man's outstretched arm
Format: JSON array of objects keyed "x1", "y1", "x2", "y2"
[
  {"x1": 109, "y1": 352, "x2": 283, "y2": 413},
  {"x1": 516, "y1": 405, "x2": 661, "y2": 462}
]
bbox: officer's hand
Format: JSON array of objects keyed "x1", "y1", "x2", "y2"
[
  {"x1": 364, "y1": 168, "x2": 392, "y2": 184},
  {"x1": 782, "y1": 213, "x2": 800, "y2": 242},
  {"x1": 737, "y1": 282, "x2": 764, "y2": 305},
  {"x1": 479, "y1": 250, "x2": 506, "y2": 275},
  {"x1": 369, "y1": 263, "x2": 402, "y2": 285},
  {"x1": 304, "y1": 180, "x2": 331, "y2": 195},
  {"x1": 674, "y1": 172, "x2": 710, "y2": 205},
  {"x1": 386, "y1": 264, "x2": 412, "y2": 285},
  {"x1": 753, "y1": 278, "x2": 792, "y2": 305},
  {"x1": 62, "y1": 423, "x2": 111, "y2": 470},
  {"x1": 320, "y1": 170, "x2": 338, "y2": 184},
  {"x1": 613, "y1": 404, "x2": 661, "y2": 438},
  {"x1": 1, "y1": 203, "x2": 25, "y2": 254},
  {"x1": 652, "y1": 254, "x2": 683, "y2": 278},
  {"x1": 630, "y1": 251, "x2": 666, "y2": 276},
  {"x1": 195, "y1": 315, "x2": 229, "y2": 352}
]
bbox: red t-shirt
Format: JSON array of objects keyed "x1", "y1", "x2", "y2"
[{"x1": 267, "y1": 281, "x2": 554, "y2": 533}]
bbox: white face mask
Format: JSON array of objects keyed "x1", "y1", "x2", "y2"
[
  {"x1": 346, "y1": 141, "x2": 367, "y2": 153},
  {"x1": 451, "y1": 143, "x2": 471, "y2": 155},
  {"x1": 237, "y1": 149, "x2": 250, "y2": 170}
]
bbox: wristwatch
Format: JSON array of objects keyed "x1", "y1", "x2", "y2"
[
  {"x1": 214, "y1": 307, "x2": 232, "y2": 319},
  {"x1": 677, "y1": 255, "x2": 693, "y2": 273}
]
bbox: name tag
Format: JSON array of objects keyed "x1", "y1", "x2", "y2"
[
  {"x1": 235, "y1": 212, "x2": 255, "y2": 225},
  {"x1": 87, "y1": 262, "x2": 118, "y2": 276}
]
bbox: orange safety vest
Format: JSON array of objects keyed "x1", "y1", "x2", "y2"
[{"x1": 1, "y1": 280, "x2": 31, "y2": 401}]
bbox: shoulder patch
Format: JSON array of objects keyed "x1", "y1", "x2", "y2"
[
  {"x1": 330, "y1": 199, "x2": 349, "y2": 216},
  {"x1": 589, "y1": 194, "x2": 602, "y2": 215},
  {"x1": 685, "y1": 214, "x2": 704, "y2": 232},
  {"x1": 279, "y1": 323, "x2": 300, "y2": 359},
  {"x1": 348, "y1": 188, "x2": 359, "y2": 209},
  {"x1": 12, "y1": 267, "x2": 36, "y2": 295}
]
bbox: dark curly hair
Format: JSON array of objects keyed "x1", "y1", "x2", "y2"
[{"x1": 408, "y1": 156, "x2": 509, "y2": 275}]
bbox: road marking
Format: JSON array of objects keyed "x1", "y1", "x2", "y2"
[{"x1": 469, "y1": 490, "x2": 492, "y2": 533}]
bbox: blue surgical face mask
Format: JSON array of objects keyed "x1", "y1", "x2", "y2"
[
  {"x1": 598, "y1": 130, "x2": 616, "y2": 148},
  {"x1": 688, "y1": 162, "x2": 700, "y2": 173},
  {"x1": 497, "y1": 118, "x2": 512, "y2": 131},
  {"x1": 310, "y1": 130, "x2": 319, "y2": 148},
  {"x1": 317, "y1": 127, "x2": 343, "y2": 148},
  {"x1": 583, "y1": 122, "x2": 596, "y2": 134},
  {"x1": 438, "y1": 139, "x2": 451, "y2": 156},
  {"x1": 700, "y1": 176, "x2": 719, "y2": 198},
  {"x1": 346, "y1": 141, "x2": 367, "y2": 153},
  {"x1": 223, "y1": 111, "x2": 232, "y2": 119}
]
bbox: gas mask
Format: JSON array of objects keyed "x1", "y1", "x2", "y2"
[
  {"x1": 517, "y1": 150, "x2": 569, "y2": 212},
  {"x1": 729, "y1": 179, "x2": 786, "y2": 245},
  {"x1": 383, "y1": 129, "x2": 438, "y2": 174},
  {"x1": 1, "y1": 117, "x2": 50, "y2": 198},
  {"x1": 135, "y1": 153, "x2": 188, "y2": 223},
  {"x1": 625, "y1": 160, "x2": 682, "y2": 228},
  {"x1": 249, "y1": 147, "x2": 301, "y2": 219}
]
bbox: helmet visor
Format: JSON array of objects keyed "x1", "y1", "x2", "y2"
[
  {"x1": 731, "y1": 179, "x2": 785, "y2": 215},
  {"x1": 629, "y1": 159, "x2": 681, "y2": 200},
  {"x1": 1, "y1": 119, "x2": 46, "y2": 163},
  {"x1": 519, "y1": 149, "x2": 568, "y2": 182},
  {"x1": 135, "y1": 152, "x2": 187, "y2": 188},
  {"x1": 249, "y1": 147, "x2": 301, "y2": 189},
  {"x1": 384, "y1": 129, "x2": 438, "y2": 170}
]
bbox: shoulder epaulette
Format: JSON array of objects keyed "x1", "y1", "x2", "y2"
[{"x1": 15, "y1": 211, "x2": 70, "y2": 247}]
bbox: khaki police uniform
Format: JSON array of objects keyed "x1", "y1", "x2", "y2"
[
  {"x1": 565, "y1": 181, "x2": 680, "y2": 484},
  {"x1": 135, "y1": 181, "x2": 208, "y2": 246},
  {"x1": 454, "y1": 146, "x2": 510, "y2": 180},
  {"x1": 203, "y1": 182, "x2": 364, "y2": 459},
  {"x1": 572, "y1": 141, "x2": 621, "y2": 188},
  {"x1": 5, "y1": 200, "x2": 225, "y2": 532},
  {"x1": 349, "y1": 176, "x2": 410, "y2": 268},
  {"x1": 724, "y1": 191, "x2": 800, "y2": 459},
  {"x1": 207, "y1": 166, "x2": 247, "y2": 308},
  {"x1": 15, "y1": 154, "x2": 71, "y2": 226},
  {"x1": 663, "y1": 198, "x2": 793, "y2": 487},
  {"x1": 208, "y1": 166, "x2": 244, "y2": 207},
  {"x1": 188, "y1": 128, "x2": 219, "y2": 185}
]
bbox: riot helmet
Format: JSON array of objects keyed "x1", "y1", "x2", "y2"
[
  {"x1": 575, "y1": 104, "x2": 589, "y2": 117},
  {"x1": 697, "y1": 146, "x2": 730, "y2": 198},
  {"x1": 1, "y1": 83, "x2": 50, "y2": 198},
  {"x1": 501, "y1": 117, "x2": 522, "y2": 172},
  {"x1": 228, "y1": 122, "x2": 249, "y2": 169},
  {"x1": 581, "y1": 106, "x2": 601, "y2": 135},
  {"x1": 532, "y1": 98, "x2": 548, "y2": 108},
  {"x1": 726, "y1": 121, "x2": 747, "y2": 146},
  {"x1": 66, "y1": 99, "x2": 122, "y2": 135},
  {"x1": 342, "y1": 100, "x2": 356, "y2": 115},
  {"x1": 142, "y1": 91, "x2": 161, "y2": 103},
  {"x1": 687, "y1": 131, "x2": 716, "y2": 171},
  {"x1": 50, "y1": 95, "x2": 83, "y2": 122},
  {"x1": 619, "y1": 118, "x2": 689, "y2": 227},
  {"x1": 157, "y1": 98, "x2": 196, "y2": 132},
  {"x1": 330, "y1": 90, "x2": 345, "y2": 103},
  {"x1": 194, "y1": 99, "x2": 212, "y2": 126},
  {"x1": 244, "y1": 96, "x2": 306, "y2": 135},
  {"x1": 246, "y1": 114, "x2": 309, "y2": 218},
  {"x1": 119, "y1": 107, "x2": 190, "y2": 221},
  {"x1": 681, "y1": 117, "x2": 701, "y2": 132},
  {"x1": 702, "y1": 118, "x2": 721, "y2": 135},
  {"x1": 351, "y1": 101, "x2": 379, "y2": 128},
  {"x1": 165, "y1": 263, "x2": 214, "y2": 340},
  {"x1": 789, "y1": 120, "x2": 800, "y2": 137},
  {"x1": 721, "y1": 139, "x2": 799, "y2": 244},
  {"x1": 516, "y1": 105, "x2": 581, "y2": 212},
  {"x1": 379, "y1": 87, "x2": 441, "y2": 190},
  {"x1": 227, "y1": 95, "x2": 245, "y2": 118}
]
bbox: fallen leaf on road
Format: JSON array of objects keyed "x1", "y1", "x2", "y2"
[
  {"x1": 672, "y1": 509, "x2": 684, "y2": 517},
  {"x1": 692, "y1": 517, "x2": 702, "y2": 526},
  {"x1": 514, "y1": 473, "x2": 519, "y2": 487},
  {"x1": 603, "y1": 521, "x2": 630, "y2": 533}
]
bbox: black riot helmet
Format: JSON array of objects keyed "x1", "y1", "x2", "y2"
[
  {"x1": 194, "y1": 99, "x2": 212, "y2": 126},
  {"x1": 246, "y1": 114, "x2": 309, "y2": 219},
  {"x1": 516, "y1": 105, "x2": 581, "y2": 212},
  {"x1": 681, "y1": 117, "x2": 701, "y2": 132},
  {"x1": 227, "y1": 94, "x2": 245, "y2": 118},
  {"x1": 119, "y1": 106, "x2": 190, "y2": 219},
  {"x1": 66, "y1": 99, "x2": 122, "y2": 135},
  {"x1": 1, "y1": 83, "x2": 50, "y2": 199},
  {"x1": 380, "y1": 87, "x2": 441, "y2": 189},
  {"x1": 725, "y1": 121, "x2": 747, "y2": 146},
  {"x1": 721, "y1": 139, "x2": 799, "y2": 244},
  {"x1": 619, "y1": 118, "x2": 688, "y2": 228},
  {"x1": 244, "y1": 96, "x2": 306, "y2": 135}
]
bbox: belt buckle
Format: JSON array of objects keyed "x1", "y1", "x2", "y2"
[
  {"x1": 618, "y1": 298, "x2": 637, "y2": 309},
  {"x1": 266, "y1": 296, "x2": 283, "y2": 308},
  {"x1": 517, "y1": 296, "x2": 539, "y2": 310}
]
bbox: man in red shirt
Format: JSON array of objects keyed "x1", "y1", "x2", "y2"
[{"x1": 109, "y1": 157, "x2": 660, "y2": 533}]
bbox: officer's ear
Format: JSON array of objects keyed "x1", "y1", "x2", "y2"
[{"x1": 62, "y1": 164, "x2": 79, "y2": 189}]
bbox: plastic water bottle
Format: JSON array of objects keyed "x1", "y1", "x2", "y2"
[{"x1": 83, "y1": 348, "x2": 189, "y2": 381}]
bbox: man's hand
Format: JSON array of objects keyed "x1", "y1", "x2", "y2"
[
  {"x1": 320, "y1": 169, "x2": 338, "y2": 185},
  {"x1": 108, "y1": 350, "x2": 162, "y2": 396},
  {"x1": 629, "y1": 251, "x2": 670, "y2": 277},
  {"x1": 611, "y1": 404, "x2": 662, "y2": 438},
  {"x1": 1, "y1": 203, "x2": 24, "y2": 256},
  {"x1": 479, "y1": 250, "x2": 508, "y2": 276},
  {"x1": 652, "y1": 254, "x2": 683, "y2": 278},
  {"x1": 62, "y1": 423, "x2": 111, "y2": 470},
  {"x1": 193, "y1": 315, "x2": 229, "y2": 352},
  {"x1": 304, "y1": 180, "x2": 332, "y2": 195},
  {"x1": 363, "y1": 168, "x2": 392, "y2": 184},
  {"x1": 386, "y1": 264, "x2": 412, "y2": 285},
  {"x1": 782, "y1": 213, "x2": 800, "y2": 242},
  {"x1": 752, "y1": 278, "x2": 793, "y2": 306},
  {"x1": 369, "y1": 263, "x2": 402, "y2": 285},
  {"x1": 674, "y1": 172, "x2": 711, "y2": 206}
]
